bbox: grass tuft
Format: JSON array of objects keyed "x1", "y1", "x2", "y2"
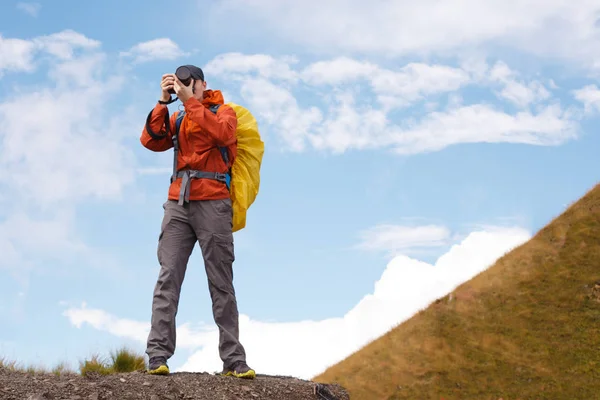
[
  {"x1": 0, "y1": 357, "x2": 19, "y2": 371},
  {"x1": 79, "y1": 354, "x2": 112, "y2": 377},
  {"x1": 52, "y1": 361, "x2": 76, "y2": 376},
  {"x1": 78, "y1": 347, "x2": 147, "y2": 376},
  {"x1": 109, "y1": 346, "x2": 147, "y2": 373}
]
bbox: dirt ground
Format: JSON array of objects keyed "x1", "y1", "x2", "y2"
[{"x1": 0, "y1": 367, "x2": 349, "y2": 400}]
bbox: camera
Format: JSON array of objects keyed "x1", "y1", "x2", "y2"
[{"x1": 168, "y1": 66, "x2": 193, "y2": 94}]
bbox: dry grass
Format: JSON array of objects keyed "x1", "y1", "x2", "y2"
[
  {"x1": 79, "y1": 347, "x2": 147, "y2": 377},
  {"x1": 1, "y1": 347, "x2": 147, "y2": 378},
  {"x1": 0, "y1": 356, "x2": 76, "y2": 376},
  {"x1": 109, "y1": 347, "x2": 146, "y2": 373},
  {"x1": 78, "y1": 354, "x2": 113, "y2": 377},
  {"x1": 314, "y1": 183, "x2": 600, "y2": 399}
]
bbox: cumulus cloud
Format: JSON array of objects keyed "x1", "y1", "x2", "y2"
[
  {"x1": 573, "y1": 84, "x2": 600, "y2": 115},
  {"x1": 64, "y1": 226, "x2": 531, "y2": 379},
  {"x1": 388, "y1": 103, "x2": 577, "y2": 155},
  {"x1": 487, "y1": 61, "x2": 551, "y2": 108},
  {"x1": 238, "y1": 77, "x2": 323, "y2": 151},
  {"x1": 302, "y1": 97, "x2": 577, "y2": 155},
  {"x1": 0, "y1": 59, "x2": 135, "y2": 206},
  {"x1": 32, "y1": 30, "x2": 101, "y2": 60},
  {"x1": 119, "y1": 38, "x2": 187, "y2": 63},
  {"x1": 64, "y1": 303, "x2": 151, "y2": 343},
  {"x1": 201, "y1": 53, "x2": 582, "y2": 154},
  {"x1": 208, "y1": 0, "x2": 600, "y2": 70},
  {"x1": 0, "y1": 29, "x2": 100, "y2": 75},
  {"x1": 204, "y1": 52, "x2": 299, "y2": 82},
  {"x1": 207, "y1": 53, "x2": 473, "y2": 109},
  {"x1": 302, "y1": 57, "x2": 473, "y2": 110},
  {"x1": 0, "y1": 36, "x2": 36, "y2": 74},
  {"x1": 0, "y1": 30, "x2": 139, "y2": 285}
]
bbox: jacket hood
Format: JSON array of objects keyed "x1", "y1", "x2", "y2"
[{"x1": 201, "y1": 89, "x2": 224, "y2": 106}]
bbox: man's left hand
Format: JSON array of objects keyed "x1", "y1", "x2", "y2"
[{"x1": 174, "y1": 77, "x2": 194, "y2": 103}]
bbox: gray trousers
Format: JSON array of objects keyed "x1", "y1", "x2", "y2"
[{"x1": 146, "y1": 198, "x2": 246, "y2": 370}]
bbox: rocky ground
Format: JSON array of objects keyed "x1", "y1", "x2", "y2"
[{"x1": 0, "y1": 367, "x2": 349, "y2": 400}]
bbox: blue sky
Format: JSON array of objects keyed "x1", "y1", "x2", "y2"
[{"x1": 1, "y1": 0, "x2": 599, "y2": 379}]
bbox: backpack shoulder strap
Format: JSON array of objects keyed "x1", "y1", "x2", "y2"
[
  {"x1": 175, "y1": 110, "x2": 185, "y2": 137},
  {"x1": 207, "y1": 104, "x2": 229, "y2": 166},
  {"x1": 171, "y1": 111, "x2": 186, "y2": 183},
  {"x1": 208, "y1": 104, "x2": 231, "y2": 189}
]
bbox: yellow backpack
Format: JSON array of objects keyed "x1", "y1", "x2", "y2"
[{"x1": 225, "y1": 103, "x2": 264, "y2": 232}]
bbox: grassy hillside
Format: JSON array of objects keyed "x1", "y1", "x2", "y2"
[{"x1": 314, "y1": 183, "x2": 600, "y2": 400}]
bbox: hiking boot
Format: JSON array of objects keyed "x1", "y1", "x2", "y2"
[
  {"x1": 147, "y1": 356, "x2": 169, "y2": 375},
  {"x1": 221, "y1": 360, "x2": 255, "y2": 379}
]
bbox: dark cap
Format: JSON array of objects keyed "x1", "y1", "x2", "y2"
[{"x1": 181, "y1": 64, "x2": 204, "y2": 81}]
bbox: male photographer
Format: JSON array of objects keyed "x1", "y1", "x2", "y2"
[{"x1": 140, "y1": 65, "x2": 255, "y2": 379}]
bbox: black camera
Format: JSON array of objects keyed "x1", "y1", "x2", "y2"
[{"x1": 168, "y1": 66, "x2": 193, "y2": 94}]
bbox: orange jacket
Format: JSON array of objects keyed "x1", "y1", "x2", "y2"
[{"x1": 141, "y1": 89, "x2": 237, "y2": 201}]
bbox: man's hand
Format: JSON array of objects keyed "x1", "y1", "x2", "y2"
[
  {"x1": 160, "y1": 74, "x2": 175, "y2": 102},
  {"x1": 174, "y1": 77, "x2": 194, "y2": 103}
]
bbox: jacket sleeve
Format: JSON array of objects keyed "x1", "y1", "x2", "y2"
[
  {"x1": 182, "y1": 97, "x2": 237, "y2": 147},
  {"x1": 140, "y1": 103, "x2": 176, "y2": 152}
]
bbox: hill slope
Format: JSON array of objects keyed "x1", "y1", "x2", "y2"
[{"x1": 314, "y1": 183, "x2": 600, "y2": 399}]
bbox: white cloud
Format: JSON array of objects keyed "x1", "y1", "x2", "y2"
[
  {"x1": 388, "y1": 103, "x2": 577, "y2": 155},
  {"x1": 16, "y1": 2, "x2": 41, "y2": 17},
  {"x1": 209, "y1": 0, "x2": 600, "y2": 70},
  {"x1": 0, "y1": 30, "x2": 139, "y2": 283},
  {"x1": 204, "y1": 53, "x2": 581, "y2": 155},
  {"x1": 239, "y1": 78, "x2": 322, "y2": 151},
  {"x1": 301, "y1": 57, "x2": 378, "y2": 85},
  {"x1": 301, "y1": 100, "x2": 576, "y2": 155},
  {"x1": 302, "y1": 57, "x2": 472, "y2": 110},
  {"x1": 356, "y1": 224, "x2": 451, "y2": 256},
  {"x1": 0, "y1": 66, "x2": 136, "y2": 205},
  {"x1": 48, "y1": 52, "x2": 108, "y2": 87},
  {"x1": 64, "y1": 226, "x2": 531, "y2": 380},
  {"x1": 32, "y1": 30, "x2": 101, "y2": 60},
  {"x1": 208, "y1": 54, "x2": 472, "y2": 109},
  {"x1": 120, "y1": 38, "x2": 187, "y2": 63},
  {"x1": 487, "y1": 61, "x2": 551, "y2": 108},
  {"x1": 371, "y1": 63, "x2": 472, "y2": 109},
  {"x1": 0, "y1": 30, "x2": 100, "y2": 75},
  {"x1": 573, "y1": 84, "x2": 600, "y2": 115},
  {"x1": 64, "y1": 303, "x2": 150, "y2": 343},
  {"x1": 0, "y1": 36, "x2": 37, "y2": 74},
  {"x1": 204, "y1": 53, "x2": 299, "y2": 82}
]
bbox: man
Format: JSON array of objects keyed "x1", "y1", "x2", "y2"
[{"x1": 140, "y1": 65, "x2": 255, "y2": 379}]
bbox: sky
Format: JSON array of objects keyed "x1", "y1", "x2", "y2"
[{"x1": 0, "y1": 0, "x2": 599, "y2": 380}]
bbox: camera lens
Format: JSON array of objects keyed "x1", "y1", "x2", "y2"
[
  {"x1": 175, "y1": 66, "x2": 192, "y2": 86},
  {"x1": 167, "y1": 66, "x2": 193, "y2": 94}
]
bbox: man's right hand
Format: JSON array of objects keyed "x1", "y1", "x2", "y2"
[{"x1": 160, "y1": 74, "x2": 175, "y2": 102}]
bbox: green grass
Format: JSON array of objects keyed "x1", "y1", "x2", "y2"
[
  {"x1": 109, "y1": 346, "x2": 147, "y2": 373},
  {"x1": 314, "y1": 183, "x2": 600, "y2": 399},
  {"x1": 1, "y1": 346, "x2": 147, "y2": 378},
  {"x1": 79, "y1": 347, "x2": 147, "y2": 377}
]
